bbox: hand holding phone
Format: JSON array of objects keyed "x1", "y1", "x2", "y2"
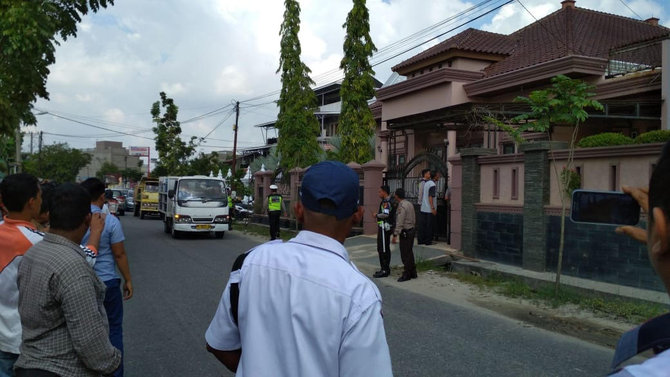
[{"x1": 570, "y1": 189, "x2": 640, "y2": 226}]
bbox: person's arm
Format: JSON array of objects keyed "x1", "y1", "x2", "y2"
[
  {"x1": 339, "y1": 301, "x2": 393, "y2": 377},
  {"x1": 206, "y1": 344, "x2": 241, "y2": 372},
  {"x1": 85, "y1": 212, "x2": 105, "y2": 252},
  {"x1": 392, "y1": 203, "x2": 405, "y2": 243},
  {"x1": 60, "y1": 274, "x2": 121, "y2": 375},
  {"x1": 428, "y1": 185, "x2": 436, "y2": 215},
  {"x1": 110, "y1": 242, "x2": 133, "y2": 300}
]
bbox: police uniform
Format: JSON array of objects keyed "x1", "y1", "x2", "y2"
[
  {"x1": 266, "y1": 192, "x2": 283, "y2": 240},
  {"x1": 227, "y1": 195, "x2": 234, "y2": 230},
  {"x1": 374, "y1": 196, "x2": 395, "y2": 277},
  {"x1": 205, "y1": 161, "x2": 393, "y2": 377}
]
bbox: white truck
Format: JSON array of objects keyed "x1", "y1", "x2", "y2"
[{"x1": 158, "y1": 175, "x2": 231, "y2": 239}]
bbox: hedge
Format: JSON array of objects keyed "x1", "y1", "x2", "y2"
[
  {"x1": 634, "y1": 130, "x2": 670, "y2": 144},
  {"x1": 577, "y1": 133, "x2": 634, "y2": 148}
]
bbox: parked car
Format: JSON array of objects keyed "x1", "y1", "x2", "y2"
[
  {"x1": 125, "y1": 190, "x2": 135, "y2": 211},
  {"x1": 104, "y1": 190, "x2": 121, "y2": 217}
]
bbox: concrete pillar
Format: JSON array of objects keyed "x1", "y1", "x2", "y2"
[
  {"x1": 406, "y1": 129, "x2": 415, "y2": 160},
  {"x1": 253, "y1": 171, "x2": 264, "y2": 205},
  {"x1": 662, "y1": 39, "x2": 669, "y2": 130},
  {"x1": 289, "y1": 167, "x2": 304, "y2": 218},
  {"x1": 447, "y1": 154, "x2": 462, "y2": 249},
  {"x1": 520, "y1": 141, "x2": 567, "y2": 271},
  {"x1": 362, "y1": 160, "x2": 386, "y2": 235},
  {"x1": 447, "y1": 130, "x2": 457, "y2": 185},
  {"x1": 459, "y1": 148, "x2": 496, "y2": 257}
]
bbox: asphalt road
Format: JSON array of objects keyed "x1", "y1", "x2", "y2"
[{"x1": 120, "y1": 216, "x2": 615, "y2": 376}]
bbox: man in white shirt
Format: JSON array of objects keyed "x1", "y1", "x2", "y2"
[
  {"x1": 418, "y1": 169, "x2": 437, "y2": 245},
  {"x1": 205, "y1": 161, "x2": 393, "y2": 377}
]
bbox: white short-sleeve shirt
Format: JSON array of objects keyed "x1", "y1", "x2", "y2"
[{"x1": 205, "y1": 231, "x2": 393, "y2": 377}]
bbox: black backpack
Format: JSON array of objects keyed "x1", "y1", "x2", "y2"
[{"x1": 229, "y1": 251, "x2": 251, "y2": 325}]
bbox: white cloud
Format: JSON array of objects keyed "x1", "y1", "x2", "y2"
[{"x1": 31, "y1": 0, "x2": 668, "y2": 153}]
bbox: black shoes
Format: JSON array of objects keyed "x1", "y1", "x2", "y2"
[
  {"x1": 397, "y1": 272, "x2": 417, "y2": 282},
  {"x1": 373, "y1": 270, "x2": 390, "y2": 278}
]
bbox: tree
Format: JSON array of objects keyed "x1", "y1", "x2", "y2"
[
  {"x1": 508, "y1": 75, "x2": 603, "y2": 293},
  {"x1": 275, "y1": 0, "x2": 320, "y2": 170},
  {"x1": 0, "y1": 134, "x2": 16, "y2": 176},
  {"x1": 0, "y1": 1, "x2": 114, "y2": 137},
  {"x1": 96, "y1": 161, "x2": 120, "y2": 180},
  {"x1": 187, "y1": 152, "x2": 222, "y2": 176},
  {"x1": 23, "y1": 143, "x2": 91, "y2": 183},
  {"x1": 151, "y1": 92, "x2": 197, "y2": 175},
  {"x1": 120, "y1": 168, "x2": 143, "y2": 183},
  {"x1": 337, "y1": 0, "x2": 378, "y2": 164}
]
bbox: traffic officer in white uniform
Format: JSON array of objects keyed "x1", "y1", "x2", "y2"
[{"x1": 205, "y1": 160, "x2": 393, "y2": 377}]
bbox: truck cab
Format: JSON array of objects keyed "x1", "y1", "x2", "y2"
[
  {"x1": 159, "y1": 176, "x2": 230, "y2": 238},
  {"x1": 134, "y1": 177, "x2": 159, "y2": 219}
]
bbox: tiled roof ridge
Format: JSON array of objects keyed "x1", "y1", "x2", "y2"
[{"x1": 391, "y1": 27, "x2": 514, "y2": 72}]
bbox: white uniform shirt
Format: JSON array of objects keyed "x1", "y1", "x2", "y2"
[
  {"x1": 610, "y1": 349, "x2": 670, "y2": 377},
  {"x1": 206, "y1": 230, "x2": 393, "y2": 377}
]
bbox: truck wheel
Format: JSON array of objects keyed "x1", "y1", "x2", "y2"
[
  {"x1": 215, "y1": 231, "x2": 225, "y2": 239},
  {"x1": 163, "y1": 219, "x2": 171, "y2": 234},
  {"x1": 140, "y1": 211, "x2": 145, "y2": 219},
  {"x1": 171, "y1": 225, "x2": 181, "y2": 239}
]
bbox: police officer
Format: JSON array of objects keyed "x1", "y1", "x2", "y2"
[
  {"x1": 227, "y1": 188, "x2": 234, "y2": 230},
  {"x1": 264, "y1": 185, "x2": 286, "y2": 240},
  {"x1": 372, "y1": 185, "x2": 395, "y2": 278}
]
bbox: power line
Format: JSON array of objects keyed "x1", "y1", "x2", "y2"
[
  {"x1": 40, "y1": 112, "x2": 156, "y2": 141},
  {"x1": 617, "y1": 0, "x2": 642, "y2": 19}
]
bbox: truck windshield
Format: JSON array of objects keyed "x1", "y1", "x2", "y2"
[
  {"x1": 145, "y1": 183, "x2": 159, "y2": 193},
  {"x1": 177, "y1": 179, "x2": 227, "y2": 202}
]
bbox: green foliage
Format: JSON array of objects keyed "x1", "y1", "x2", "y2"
[
  {"x1": 576, "y1": 132, "x2": 634, "y2": 148},
  {"x1": 0, "y1": 1, "x2": 114, "y2": 137},
  {"x1": 249, "y1": 146, "x2": 280, "y2": 173},
  {"x1": 120, "y1": 168, "x2": 143, "y2": 183},
  {"x1": 96, "y1": 161, "x2": 119, "y2": 180},
  {"x1": 560, "y1": 167, "x2": 581, "y2": 197},
  {"x1": 634, "y1": 130, "x2": 670, "y2": 144},
  {"x1": 151, "y1": 92, "x2": 198, "y2": 175},
  {"x1": 512, "y1": 75, "x2": 604, "y2": 133},
  {"x1": 23, "y1": 143, "x2": 91, "y2": 183},
  {"x1": 337, "y1": 0, "x2": 377, "y2": 164},
  {"x1": 275, "y1": 0, "x2": 320, "y2": 170},
  {"x1": 0, "y1": 134, "x2": 16, "y2": 175},
  {"x1": 187, "y1": 152, "x2": 221, "y2": 176}
]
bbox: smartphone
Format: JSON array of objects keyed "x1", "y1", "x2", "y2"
[{"x1": 570, "y1": 189, "x2": 640, "y2": 225}]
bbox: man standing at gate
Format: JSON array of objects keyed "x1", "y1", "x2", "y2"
[
  {"x1": 418, "y1": 170, "x2": 437, "y2": 245},
  {"x1": 392, "y1": 188, "x2": 417, "y2": 282},
  {"x1": 372, "y1": 185, "x2": 395, "y2": 278},
  {"x1": 264, "y1": 185, "x2": 286, "y2": 240}
]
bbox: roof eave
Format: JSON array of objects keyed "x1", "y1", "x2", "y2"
[
  {"x1": 464, "y1": 55, "x2": 608, "y2": 97},
  {"x1": 377, "y1": 67, "x2": 484, "y2": 102}
]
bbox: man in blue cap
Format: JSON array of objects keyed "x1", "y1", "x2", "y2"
[{"x1": 205, "y1": 161, "x2": 393, "y2": 377}]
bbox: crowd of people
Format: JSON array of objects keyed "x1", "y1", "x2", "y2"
[{"x1": 1, "y1": 141, "x2": 669, "y2": 376}]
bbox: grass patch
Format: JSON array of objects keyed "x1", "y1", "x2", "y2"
[
  {"x1": 239, "y1": 223, "x2": 297, "y2": 241},
  {"x1": 450, "y1": 271, "x2": 667, "y2": 323},
  {"x1": 415, "y1": 254, "x2": 436, "y2": 272}
]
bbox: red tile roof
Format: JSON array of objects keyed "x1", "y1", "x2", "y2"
[
  {"x1": 392, "y1": 28, "x2": 515, "y2": 72},
  {"x1": 392, "y1": 6, "x2": 669, "y2": 78},
  {"x1": 484, "y1": 6, "x2": 670, "y2": 77}
]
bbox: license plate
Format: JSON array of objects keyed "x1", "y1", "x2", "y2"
[{"x1": 195, "y1": 225, "x2": 211, "y2": 230}]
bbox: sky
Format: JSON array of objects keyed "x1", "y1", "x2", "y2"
[{"x1": 25, "y1": 0, "x2": 669, "y2": 163}]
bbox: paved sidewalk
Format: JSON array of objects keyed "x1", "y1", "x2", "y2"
[{"x1": 344, "y1": 235, "x2": 670, "y2": 306}]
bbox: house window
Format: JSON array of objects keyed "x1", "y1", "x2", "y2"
[
  {"x1": 493, "y1": 168, "x2": 500, "y2": 199},
  {"x1": 502, "y1": 143, "x2": 515, "y2": 154},
  {"x1": 610, "y1": 164, "x2": 619, "y2": 191},
  {"x1": 511, "y1": 168, "x2": 518, "y2": 200}
]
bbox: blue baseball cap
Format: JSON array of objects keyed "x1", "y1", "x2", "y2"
[{"x1": 300, "y1": 161, "x2": 360, "y2": 220}]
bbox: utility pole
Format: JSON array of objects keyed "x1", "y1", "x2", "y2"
[
  {"x1": 14, "y1": 127, "x2": 22, "y2": 173},
  {"x1": 30, "y1": 132, "x2": 34, "y2": 154},
  {"x1": 38, "y1": 131, "x2": 43, "y2": 176},
  {"x1": 231, "y1": 100, "x2": 240, "y2": 180}
]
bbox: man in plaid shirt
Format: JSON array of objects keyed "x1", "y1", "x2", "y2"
[{"x1": 14, "y1": 183, "x2": 120, "y2": 376}]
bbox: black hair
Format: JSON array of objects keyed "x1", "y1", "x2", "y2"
[
  {"x1": 395, "y1": 188, "x2": 406, "y2": 199},
  {"x1": 421, "y1": 169, "x2": 430, "y2": 176},
  {"x1": 49, "y1": 183, "x2": 91, "y2": 231},
  {"x1": 380, "y1": 185, "x2": 390, "y2": 195},
  {"x1": 0, "y1": 173, "x2": 39, "y2": 212},
  {"x1": 649, "y1": 141, "x2": 670, "y2": 227},
  {"x1": 39, "y1": 182, "x2": 57, "y2": 215},
  {"x1": 80, "y1": 178, "x2": 105, "y2": 202}
]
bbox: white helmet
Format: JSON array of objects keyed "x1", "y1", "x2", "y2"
[{"x1": 269, "y1": 184, "x2": 278, "y2": 190}]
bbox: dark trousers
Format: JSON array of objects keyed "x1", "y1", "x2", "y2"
[
  {"x1": 268, "y1": 211, "x2": 281, "y2": 240},
  {"x1": 418, "y1": 212, "x2": 434, "y2": 244},
  {"x1": 104, "y1": 279, "x2": 124, "y2": 377},
  {"x1": 399, "y1": 229, "x2": 416, "y2": 276},
  {"x1": 376, "y1": 226, "x2": 392, "y2": 272}
]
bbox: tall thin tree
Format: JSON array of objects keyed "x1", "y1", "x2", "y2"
[
  {"x1": 337, "y1": 0, "x2": 378, "y2": 164},
  {"x1": 151, "y1": 92, "x2": 197, "y2": 176},
  {"x1": 275, "y1": 0, "x2": 320, "y2": 170}
]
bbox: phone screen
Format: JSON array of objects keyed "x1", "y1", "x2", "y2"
[{"x1": 570, "y1": 190, "x2": 640, "y2": 225}]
